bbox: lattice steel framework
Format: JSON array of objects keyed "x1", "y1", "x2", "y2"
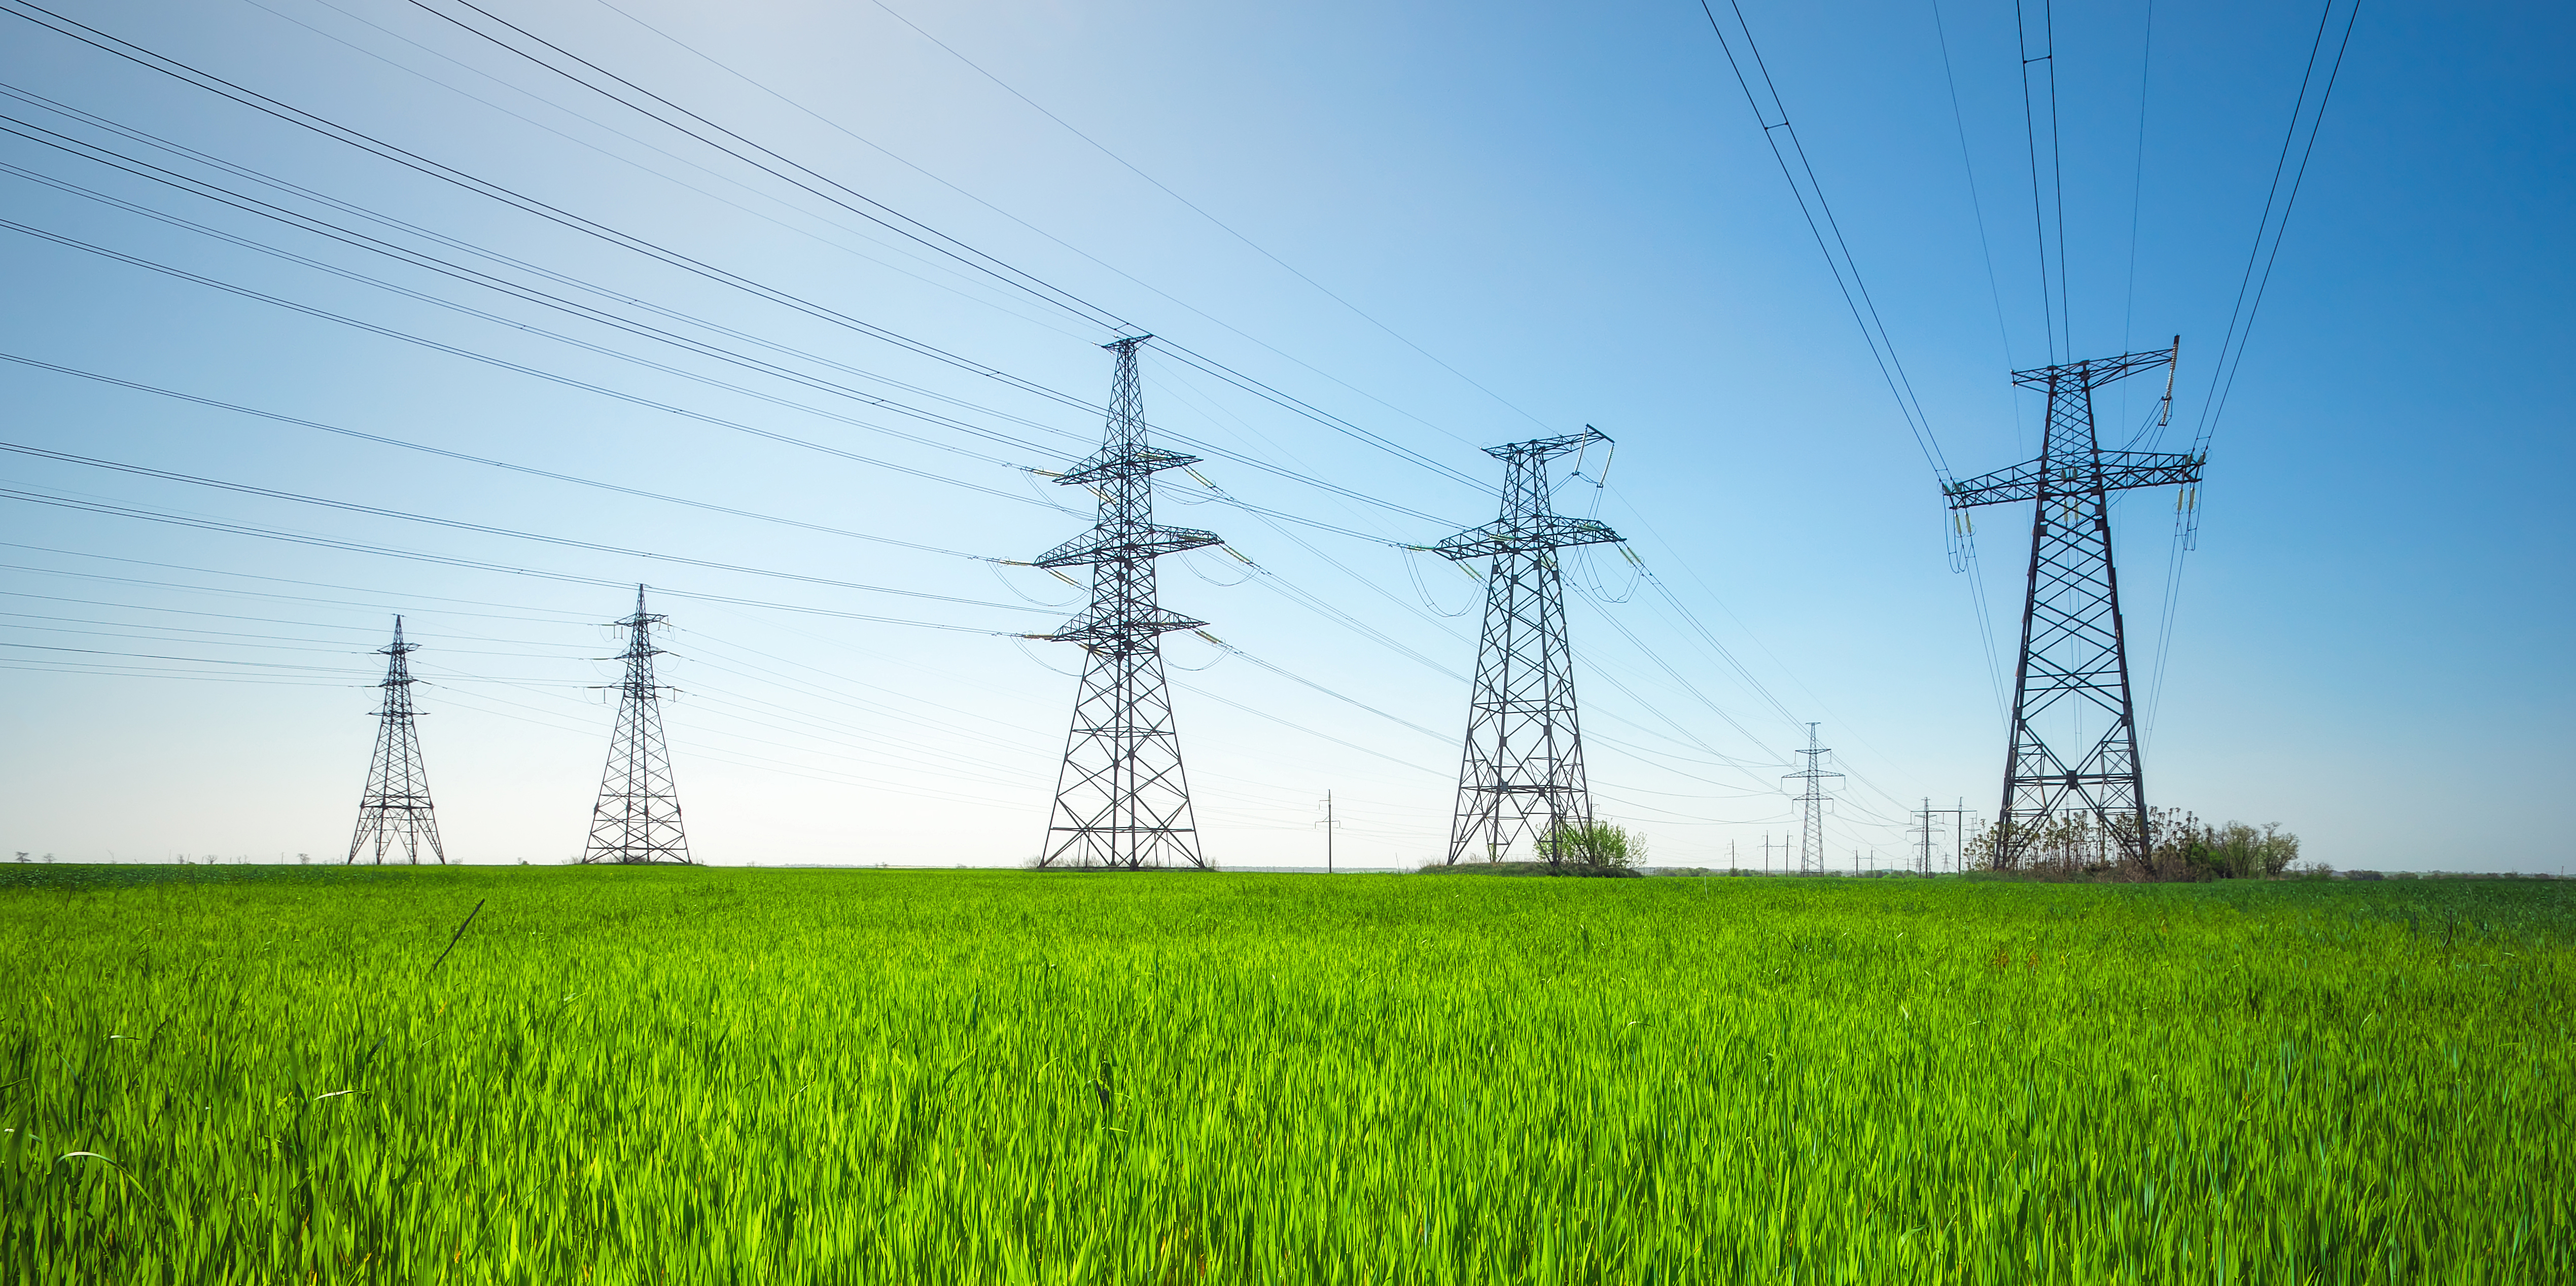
[
  {"x1": 1781, "y1": 723, "x2": 1840, "y2": 875},
  {"x1": 1946, "y1": 341, "x2": 2202, "y2": 865},
  {"x1": 1033, "y1": 336, "x2": 1220, "y2": 869},
  {"x1": 346, "y1": 615, "x2": 445, "y2": 864},
  {"x1": 583, "y1": 585, "x2": 690, "y2": 864},
  {"x1": 1435, "y1": 428, "x2": 1622, "y2": 865}
]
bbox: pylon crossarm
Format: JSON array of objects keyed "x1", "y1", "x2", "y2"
[
  {"x1": 1035, "y1": 526, "x2": 1222, "y2": 567},
  {"x1": 1485, "y1": 428, "x2": 1610, "y2": 462},
  {"x1": 2010, "y1": 346, "x2": 2175, "y2": 391},
  {"x1": 1434, "y1": 515, "x2": 1622, "y2": 560},
  {"x1": 1056, "y1": 445, "x2": 1202, "y2": 484},
  {"x1": 1946, "y1": 451, "x2": 2202, "y2": 508}
]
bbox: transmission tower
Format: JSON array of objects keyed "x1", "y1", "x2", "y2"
[
  {"x1": 1434, "y1": 427, "x2": 1622, "y2": 865},
  {"x1": 583, "y1": 585, "x2": 690, "y2": 865},
  {"x1": 1033, "y1": 336, "x2": 1221, "y2": 869},
  {"x1": 1912, "y1": 797, "x2": 1944, "y2": 876},
  {"x1": 1946, "y1": 340, "x2": 2201, "y2": 865},
  {"x1": 1781, "y1": 724, "x2": 1840, "y2": 875},
  {"x1": 346, "y1": 615, "x2": 444, "y2": 864}
]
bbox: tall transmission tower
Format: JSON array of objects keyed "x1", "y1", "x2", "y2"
[
  {"x1": 1434, "y1": 428, "x2": 1622, "y2": 865},
  {"x1": 346, "y1": 615, "x2": 444, "y2": 864},
  {"x1": 1033, "y1": 336, "x2": 1220, "y2": 869},
  {"x1": 1781, "y1": 724, "x2": 1841, "y2": 875},
  {"x1": 1946, "y1": 341, "x2": 2202, "y2": 865},
  {"x1": 583, "y1": 585, "x2": 691, "y2": 865}
]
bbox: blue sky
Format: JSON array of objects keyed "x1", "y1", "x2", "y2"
[{"x1": 1, "y1": 0, "x2": 2566, "y2": 871}]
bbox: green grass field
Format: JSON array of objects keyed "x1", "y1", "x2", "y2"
[{"x1": 3, "y1": 866, "x2": 2569, "y2": 1282}]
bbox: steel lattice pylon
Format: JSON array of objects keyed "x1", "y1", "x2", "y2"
[
  {"x1": 1435, "y1": 428, "x2": 1622, "y2": 865},
  {"x1": 1781, "y1": 723, "x2": 1840, "y2": 875},
  {"x1": 346, "y1": 615, "x2": 445, "y2": 864},
  {"x1": 583, "y1": 585, "x2": 691, "y2": 864},
  {"x1": 1946, "y1": 340, "x2": 2203, "y2": 865},
  {"x1": 1033, "y1": 336, "x2": 1220, "y2": 869}
]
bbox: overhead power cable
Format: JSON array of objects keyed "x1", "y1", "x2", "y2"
[
  {"x1": 0, "y1": 351, "x2": 1008, "y2": 563},
  {"x1": 0, "y1": 440, "x2": 1037, "y2": 611},
  {"x1": 0, "y1": 111, "x2": 1462, "y2": 527},
  {"x1": 0, "y1": 105, "x2": 1088, "y2": 461},
  {"x1": 0, "y1": 640, "x2": 562, "y2": 683},
  {"x1": 0, "y1": 491, "x2": 1027, "y2": 634},
  {"x1": 0, "y1": 216, "x2": 1071, "y2": 511},
  {"x1": 224, "y1": 0, "x2": 1091, "y2": 340},
  {"x1": 2146, "y1": 0, "x2": 2360, "y2": 745},
  {"x1": 0, "y1": 612, "x2": 582, "y2": 658},
  {"x1": 0, "y1": 154, "x2": 1074, "y2": 474},
  {"x1": 1928, "y1": 0, "x2": 2021, "y2": 371},
  {"x1": 593, "y1": 0, "x2": 1514, "y2": 452},
  {"x1": 0, "y1": 10, "x2": 1483, "y2": 514},
  {"x1": 406, "y1": 0, "x2": 1496, "y2": 492},
  {"x1": 1690, "y1": 0, "x2": 1952, "y2": 481},
  {"x1": 402, "y1": 0, "x2": 1130, "y2": 330},
  {"x1": 1, "y1": 545, "x2": 605, "y2": 623},
  {"x1": 2185, "y1": 0, "x2": 2361, "y2": 454},
  {"x1": 2012, "y1": 0, "x2": 2073, "y2": 362}
]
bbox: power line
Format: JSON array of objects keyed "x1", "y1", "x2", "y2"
[
  {"x1": 0, "y1": 12, "x2": 1485, "y2": 514},
  {"x1": 406, "y1": 0, "x2": 1496, "y2": 491},
  {"x1": 1928, "y1": 0, "x2": 2021, "y2": 370},
  {"x1": 599, "y1": 0, "x2": 1521, "y2": 449},
  {"x1": 1690, "y1": 0, "x2": 1953, "y2": 481},
  {"x1": 0, "y1": 101, "x2": 1096, "y2": 462},
  {"x1": 0, "y1": 352, "x2": 1012, "y2": 563},
  {"x1": 0, "y1": 112, "x2": 1467, "y2": 526},
  {"x1": 402, "y1": 0, "x2": 1130, "y2": 330},
  {"x1": 2185, "y1": 0, "x2": 2362, "y2": 454},
  {"x1": 225, "y1": 0, "x2": 1090, "y2": 339},
  {"x1": 2012, "y1": 0, "x2": 2072, "y2": 361},
  {"x1": 0, "y1": 216, "x2": 1069, "y2": 511},
  {"x1": 0, "y1": 491, "x2": 1029, "y2": 634},
  {"x1": 0, "y1": 441, "x2": 1039, "y2": 612}
]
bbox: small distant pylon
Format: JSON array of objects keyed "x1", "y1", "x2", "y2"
[
  {"x1": 1435, "y1": 427, "x2": 1623, "y2": 865},
  {"x1": 1032, "y1": 335, "x2": 1220, "y2": 869},
  {"x1": 583, "y1": 585, "x2": 690, "y2": 865},
  {"x1": 346, "y1": 615, "x2": 444, "y2": 864},
  {"x1": 1782, "y1": 723, "x2": 1841, "y2": 875}
]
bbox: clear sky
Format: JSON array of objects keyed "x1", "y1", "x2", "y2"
[{"x1": 2, "y1": 0, "x2": 2566, "y2": 871}]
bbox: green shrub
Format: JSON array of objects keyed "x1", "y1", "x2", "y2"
[{"x1": 1536, "y1": 820, "x2": 1646, "y2": 871}]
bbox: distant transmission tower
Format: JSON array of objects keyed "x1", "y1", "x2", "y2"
[
  {"x1": 1912, "y1": 797, "x2": 1941, "y2": 876},
  {"x1": 1033, "y1": 336, "x2": 1220, "y2": 869},
  {"x1": 1946, "y1": 341, "x2": 2201, "y2": 865},
  {"x1": 583, "y1": 585, "x2": 690, "y2": 865},
  {"x1": 1435, "y1": 428, "x2": 1622, "y2": 865},
  {"x1": 346, "y1": 615, "x2": 444, "y2": 864},
  {"x1": 1781, "y1": 723, "x2": 1840, "y2": 875}
]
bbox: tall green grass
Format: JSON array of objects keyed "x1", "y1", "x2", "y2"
[{"x1": 3, "y1": 866, "x2": 2569, "y2": 1282}]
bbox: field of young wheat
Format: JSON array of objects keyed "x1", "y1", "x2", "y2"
[{"x1": 3, "y1": 865, "x2": 2569, "y2": 1282}]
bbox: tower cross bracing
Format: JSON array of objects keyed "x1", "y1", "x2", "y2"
[
  {"x1": 1033, "y1": 336, "x2": 1220, "y2": 869},
  {"x1": 1435, "y1": 428, "x2": 1622, "y2": 865},
  {"x1": 1946, "y1": 340, "x2": 2203, "y2": 865}
]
